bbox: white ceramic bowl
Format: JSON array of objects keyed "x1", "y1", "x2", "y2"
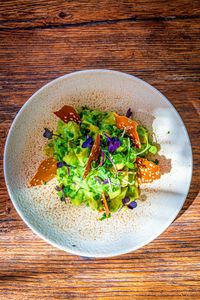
[{"x1": 4, "y1": 70, "x2": 192, "y2": 257}]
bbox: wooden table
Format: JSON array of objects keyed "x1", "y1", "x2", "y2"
[{"x1": 0, "y1": 1, "x2": 199, "y2": 299}]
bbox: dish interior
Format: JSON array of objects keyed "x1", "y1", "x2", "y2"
[{"x1": 4, "y1": 70, "x2": 192, "y2": 257}]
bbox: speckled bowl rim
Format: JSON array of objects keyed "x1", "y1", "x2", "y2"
[{"x1": 4, "y1": 69, "x2": 193, "y2": 257}]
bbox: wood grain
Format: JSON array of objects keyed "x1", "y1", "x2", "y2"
[
  {"x1": 0, "y1": 0, "x2": 199, "y2": 29},
  {"x1": 0, "y1": 1, "x2": 200, "y2": 299}
]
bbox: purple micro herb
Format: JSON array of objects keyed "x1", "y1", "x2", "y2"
[
  {"x1": 126, "y1": 108, "x2": 132, "y2": 118},
  {"x1": 118, "y1": 196, "x2": 130, "y2": 212},
  {"x1": 43, "y1": 128, "x2": 53, "y2": 139},
  {"x1": 43, "y1": 128, "x2": 61, "y2": 140},
  {"x1": 103, "y1": 179, "x2": 109, "y2": 184},
  {"x1": 104, "y1": 134, "x2": 121, "y2": 153},
  {"x1": 122, "y1": 196, "x2": 130, "y2": 205},
  {"x1": 82, "y1": 136, "x2": 93, "y2": 148},
  {"x1": 108, "y1": 137, "x2": 121, "y2": 153},
  {"x1": 127, "y1": 201, "x2": 137, "y2": 209},
  {"x1": 57, "y1": 161, "x2": 67, "y2": 168}
]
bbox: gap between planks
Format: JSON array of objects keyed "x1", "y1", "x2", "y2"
[{"x1": 0, "y1": 14, "x2": 200, "y2": 31}]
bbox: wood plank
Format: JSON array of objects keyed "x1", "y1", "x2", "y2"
[
  {"x1": 0, "y1": 11, "x2": 200, "y2": 300},
  {"x1": 0, "y1": 0, "x2": 199, "y2": 29}
]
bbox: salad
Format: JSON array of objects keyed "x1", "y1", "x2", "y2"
[{"x1": 29, "y1": 105, "x2": 161, "y2": 220}]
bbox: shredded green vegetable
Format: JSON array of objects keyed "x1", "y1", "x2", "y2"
[{"x1": 45, "y1": 107, "x2": 158, "y2": 217}]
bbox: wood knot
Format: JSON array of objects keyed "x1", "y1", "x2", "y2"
[{"x1": 59, "y1": 11, "x2": 66, "y2": 18}]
